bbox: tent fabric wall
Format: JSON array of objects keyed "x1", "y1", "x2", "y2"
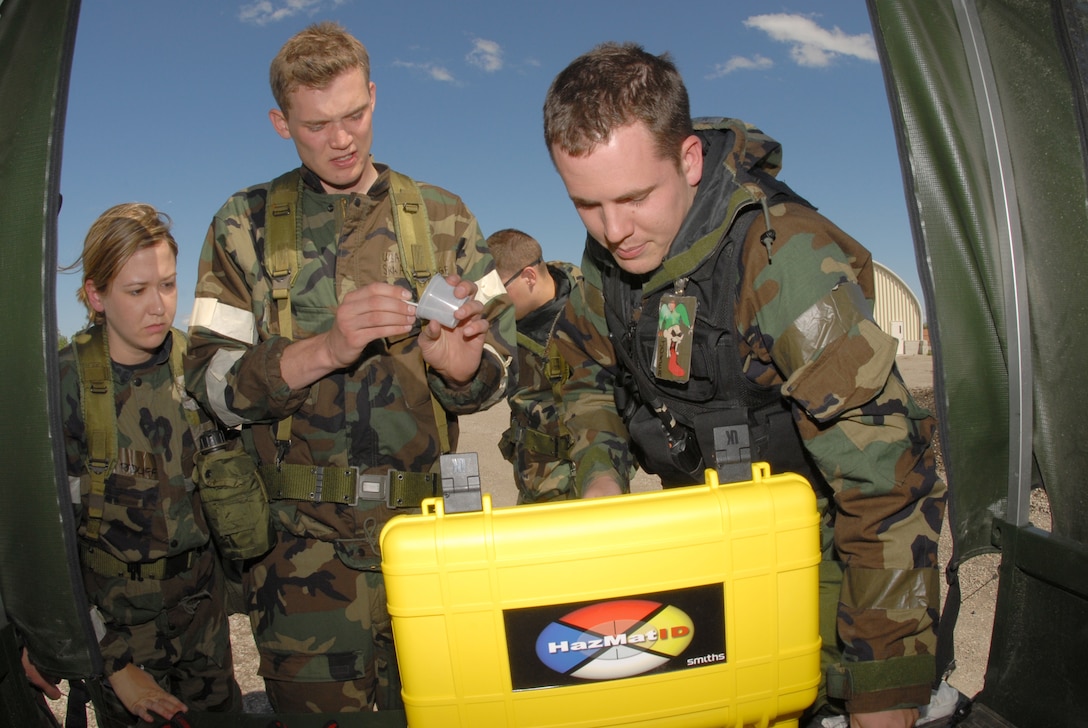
[
  {"x1": 870, "y1": 5, "x2": 1088, "y2": 719},
  {"x1": 0, "y1": 0, "x2": 98, "y2": 677},
  {"x1": 868, "y1": 0, "x2": 1088, "y2": 563}
]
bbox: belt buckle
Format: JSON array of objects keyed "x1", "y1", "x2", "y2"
[{"x1": 353, "y1": 470, "x2": 389, "y2": 506}]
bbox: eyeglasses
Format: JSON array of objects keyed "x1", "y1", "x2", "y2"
[{"x1": 502, "y1": 257, "x2": 542, "y2": 288}]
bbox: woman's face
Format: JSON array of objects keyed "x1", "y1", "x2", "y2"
[{"x1": 85, "y1": 241, "x2": 177, "y2": 365}]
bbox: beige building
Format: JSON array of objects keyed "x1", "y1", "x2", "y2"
[{"x1": 873, "y1": 261, "x2": 926, "y2": 355}]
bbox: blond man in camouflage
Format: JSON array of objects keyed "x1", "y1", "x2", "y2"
[
  {"x1": 487, "y1": 228, "x2": 634, "y2": 503},
  {"x1": 545, "y1": 43, "x2": 946, "y2": 728},
  {"x1": 185, "y1": 22, "x2": 515, "y2": 713}
]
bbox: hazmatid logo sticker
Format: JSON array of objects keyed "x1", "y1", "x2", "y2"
[{"x1": 504, "y1": 584, "x2": 725, "y2": 690}]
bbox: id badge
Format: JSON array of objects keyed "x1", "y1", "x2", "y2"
[{"x1": 654, "y1": 294, "x2": 697, "y2": 383}]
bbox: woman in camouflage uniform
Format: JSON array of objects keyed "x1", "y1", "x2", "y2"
[{"x1": 55, "y1": 203, "x2": 240, "y2": 726}]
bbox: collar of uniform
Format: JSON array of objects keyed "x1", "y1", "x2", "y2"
[
  {"x1": 297, "y1": 162, "x2": 393, "y2": 200},
  {"x1": 298, "y1": 165, "x2": 326, "y2": 193},
  {"x1": 668, "y1": 128, "x2": 734, "y2": 261},
  {"x1": 519, "y1": 265, "x2": 570, "y2": 346},
  {"x1": 111, "y1": 329, "x2": 173, "y2": 382},
  {"x1": 367, "y1": 162, "x2": 392, "y2": 199}
]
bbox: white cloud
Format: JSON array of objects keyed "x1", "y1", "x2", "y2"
[
  {"x1": 238, "y1": 0, "x2": 327, "y2": 26},
  {"x1": 392, "y1": 60, "x2": 457, "y2": 84},
  {"x1": 466, "y1": 38, "x2": 504, "y2": 72},
  {"x1": 707, "y1": 54, "x2": 774, "y2": 78},
  {"x1": 426, "y1": 65, "x2": 456, "y2": 83},
  {"x1": 744, "y1": 13, "x2": 878, "y2": 68}
]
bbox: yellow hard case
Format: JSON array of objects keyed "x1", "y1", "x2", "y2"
[{"x1": 380, "y1": 463, "x2": 821, "y2": 727}]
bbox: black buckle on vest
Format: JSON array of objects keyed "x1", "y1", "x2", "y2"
[
  {"x1": 711, "y1": 423, "x2": 753, "y2": 484},
  {"x1": 692, "y1": 410, "x2": 754, "y2": 485}
]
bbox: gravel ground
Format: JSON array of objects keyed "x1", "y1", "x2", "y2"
[{"x1": 47, "y1": 355, "x2": 1041, "y2": 722}]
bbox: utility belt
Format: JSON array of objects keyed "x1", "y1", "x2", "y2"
[
  {"x1": 501, "y1": 424, "x2": 572, "y2": 461},
  {"x1": 260, "y1": 464, "x2": 439, "y2": 509},
  {"x1": 79, "y1": 541, "x2": 207, "y2": 581},
  {"x1": 622, "y1": 393, "x2": 816, "y2": 488}
]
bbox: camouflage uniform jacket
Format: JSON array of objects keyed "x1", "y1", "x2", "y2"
[
  {"x1": 583, "y1": 118, "x2": 946, "y2": 714},
  {"x1": 59, "y1": 327, "x2": 215, "y2": 674},
  {"x1": 500, "y1": 261, "x2": 635, "y2": 502},
  {"x1": 185, "y1": 164, "x2": 516, "y2": 548}
]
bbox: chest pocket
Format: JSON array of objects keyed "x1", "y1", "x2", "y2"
[{"x1": 83, "y1": 448, "x2": 172, "y2": 559}]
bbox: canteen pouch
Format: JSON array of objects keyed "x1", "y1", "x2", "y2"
[{"x1": 194, "y1": 440, "x2": 274, "y2": 561}]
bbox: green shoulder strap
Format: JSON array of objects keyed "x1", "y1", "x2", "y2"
[
  {"x1": 516, "y1": 332, "x2": 573, "y2": 459},
  {"x1": 263, "y1": 170, "x2": 452, "y2": 456},
  {"x1": 265, "y1": 172, "x2": 304, "y2": 450},
  {"x1": 166, "y1": 328, "x2": 205, "y2": 434},
  {"x1": 73, "y1": 328, "x2": 199, "y2": 540},
  {"x1": 387, "y1": 171, "x2": 451, "y2": 454},
  {"x1": 519, "y1": 334, "x2": 571, "y2": 402},
  {"x1": 388, "y1": 170, "x2": 438, "y2": 298},
  {"x1": 72, "y1": 327, "x2": 114, "y2": 541},
  {"x1": 266, "y1": 171, "x2": 304, "y2": 343}
]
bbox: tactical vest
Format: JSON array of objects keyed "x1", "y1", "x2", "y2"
[
  {"x1": 72, "y1": 326, "x2": 210, "y2": 578},
  {"x1": 258, "y1": 169, "x2": 447, "y2": 509},
  {"x1": 507, "y1": 330, "x2": 573, "y2": 461},
  {"x1": 598, "y1": 177, "x2": 822, "y2": 489}
]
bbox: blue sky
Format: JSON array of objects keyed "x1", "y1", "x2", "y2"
[{"x1": 55, "y1": 1, "x2": 917, "y2": 337}]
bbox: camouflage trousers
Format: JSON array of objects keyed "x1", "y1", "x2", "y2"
[
  {"x1": 84, "y1": 548, "x2": 241, "y2": 727},
  {"x1": 243, "y1": 529, "x2": 401, "y2": 712}
]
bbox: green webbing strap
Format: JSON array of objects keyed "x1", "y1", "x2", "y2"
[
  {"x1": 386, "y1": 470, "x2": 441, "y2": 508},
  {"x1": 388, "y1": 171, "x2": 438, "y2": 293},
  {"x1": 546, "y1": 348, "x2": 567, "y2": 381},
  {"x1": 266, "y1": 172, "x2": 305, "y2": 448},
  {"x1": 260, "y1": 463, "x2": 359, "y2": 504},
  {"x1": 266, "y1": 172, "x2": 305, "y2": 332},
  {"x1": 515, "y1": 333, "x2": 573, "y2": 461},
  {"x1": 167, "y1": 327, "x2": 204, "y2": 433},
  {"x1": 259, "y1": 463, "x2": 438, "y2": 508},
  {"x1": 548, "y1": 356, "x2": 575, "y2": 459},
  {"x1": 77, "y1": 542, "x2": 200, "y2": 580},
  {"x1": 522, "y1": 428, "x2": 572, "y2": 460},
  {"x1": 544, "y1": 339, "x2": 569, "y2": 399},
  {"x1": 387, "y1": 171, "x2": 451, "y2": 455},
  {"x1": 825, "y1": 654, "x2": 937, "y2": 700},
  {"x1": 73, "y1": 327, "x2": 114, "y2": 541}
]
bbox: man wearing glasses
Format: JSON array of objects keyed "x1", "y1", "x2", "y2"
[{"x1": 487, "y1": 228, "x2": 635, "y2": 503}]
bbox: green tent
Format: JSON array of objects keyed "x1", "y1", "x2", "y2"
[{"x1": 869, "y1": 0, "x2": 1088, "y2": 724}]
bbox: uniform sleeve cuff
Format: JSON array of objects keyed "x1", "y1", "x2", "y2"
[
  {"x1": 826, "y1": 654, "x2": 936, "y2": 713},
  {"x1": 429, "y1": 347, "x2": 507, "y2": 413}
]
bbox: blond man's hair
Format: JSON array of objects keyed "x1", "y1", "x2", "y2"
[{"x1": 269, "y1": 21, "x2": 370, "y2": 115}]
